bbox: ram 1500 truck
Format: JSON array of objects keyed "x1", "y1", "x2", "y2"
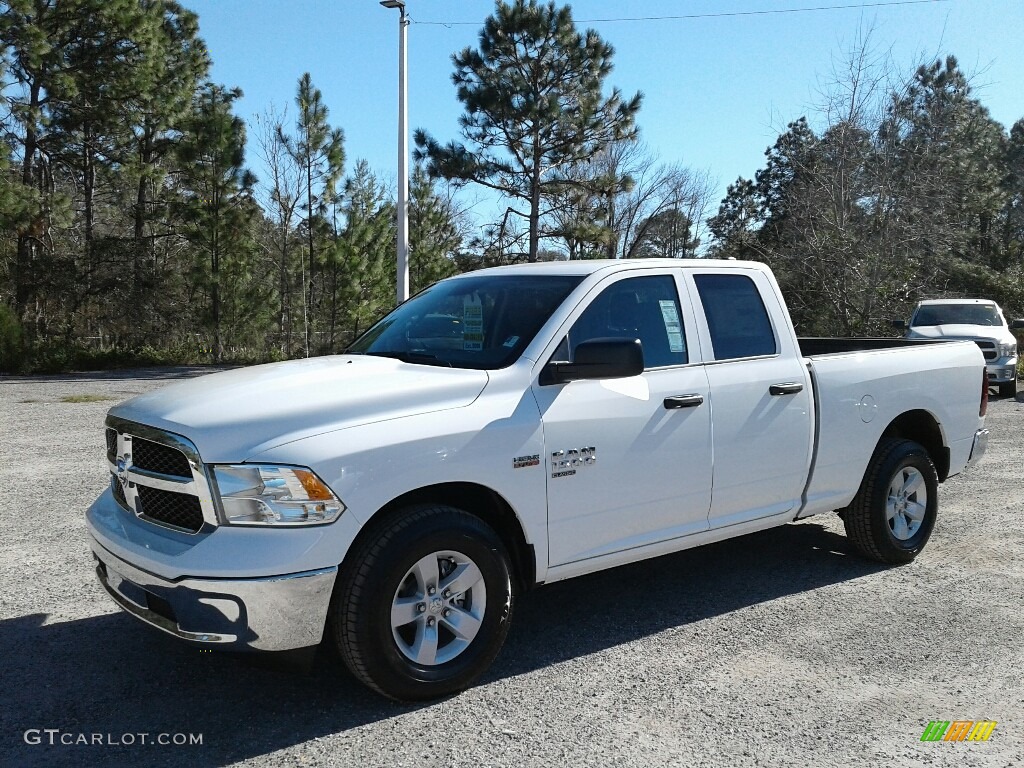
[
  {"x1": 895, "y1": 298, "x2": 1024, "y2": 397},
  {"x1": 87, "y1": 260, "x2": 990, "y2": 701}
]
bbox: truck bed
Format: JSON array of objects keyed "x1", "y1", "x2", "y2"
[
  {"x1": 798, "y1": 337, "x2": 949, "y2": 357},
  {"x1": 797, "y1": 337, "x2": 984, "y2": 519}
]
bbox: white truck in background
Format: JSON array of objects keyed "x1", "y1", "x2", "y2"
[
  {"x1": 87, "y1": 260, "x2": 990, "y2": 701},
  {"x1": 895, "y1": 298, "x2": 1024, "y2": 397}
]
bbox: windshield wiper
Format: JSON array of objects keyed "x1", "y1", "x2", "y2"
[{"x1": 365, "y1": 351, "x2": 453, "y2": 367}]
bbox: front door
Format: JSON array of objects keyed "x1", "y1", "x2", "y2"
[{"x1": 532, "y1": 272, "x2": 714, "y2": 567}]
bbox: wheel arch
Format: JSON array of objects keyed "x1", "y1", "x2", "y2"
[
  {"x1": 879, "y1": 409, "x2": 949, "y2": 481},
  {"x1": 354, "y1": 482, "x2": 537, "y2": 592}
]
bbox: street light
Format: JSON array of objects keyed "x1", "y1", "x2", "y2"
[{"x1": 381, "y1": 0, "x2": 409, "y2": 304}]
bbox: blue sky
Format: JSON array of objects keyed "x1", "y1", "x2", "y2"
[{"x1": 184, "y1": 0, "x2": 1024, "y2": 229}]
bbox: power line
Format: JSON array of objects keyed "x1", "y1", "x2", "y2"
[{"x1": 411, "y1": 0, "x2": 953, "y2": 27}]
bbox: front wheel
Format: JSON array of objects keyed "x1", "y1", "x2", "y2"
[
  {"x1": 842, "y1": 438, "x2": 939, "y2": 564},
  {"x1": 330, "y1": 504, "x2": 514, "y2": 701},
  {"x1": 998, "y1": 379, "x2": 1016, "y2": 398}
]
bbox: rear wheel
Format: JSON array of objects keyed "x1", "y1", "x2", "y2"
[
  {"x1": 998, "y1": 379, "x2": 1017, "y2": 398},
  {"x1": 330, "y1": 504, "x2": 514, "y2": 701},
  {"x1": 842, "y1": 438, "x2": 938, "y2": 564}
]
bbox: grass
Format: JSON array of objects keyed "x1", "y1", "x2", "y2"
[{"x1": 60, "y1": 394, "x2": 115, "y2": 403}]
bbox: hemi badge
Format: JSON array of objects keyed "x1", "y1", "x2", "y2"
[{"x1": 513, "y1": 454, "x2": 540, "y2": 469}]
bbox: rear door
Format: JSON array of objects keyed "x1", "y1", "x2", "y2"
[{"x1": 683, "y1": 268, "x2": 814, "y2": 528}]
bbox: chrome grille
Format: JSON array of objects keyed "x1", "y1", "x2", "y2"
[
  {"x1": 105, "y1": 417, "x2": 216, "y2": 535},
  {"x1": 111, "y1": 474, "x2": 128, "y2": 509},
  {"x1": 975, "y1": 340, "x2": 997, "y2": 361},
  {"x1": 132, "y1": 437, "x2": 192, "y2": 479},
  {"x1": 137, "y1": 486, "x2": 204, "y2": 532},
  {"x1": 105, "y1": 428, "x2": 117, "y2": 462}
]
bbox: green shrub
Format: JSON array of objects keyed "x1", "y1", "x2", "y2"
[{"x1": 11, "y1": 334, "x2": 287, "y2": 375}]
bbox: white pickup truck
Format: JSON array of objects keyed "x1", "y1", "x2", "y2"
[
  {"x1": 87, "y1": 260, "x2": 990, "y2": 701},
  {"x1": 895, "y1": 298, "x2": 1024, "y2": 397}
]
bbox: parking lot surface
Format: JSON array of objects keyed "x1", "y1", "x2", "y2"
[{"x1": 1, "y1": 368, "x2": 1021, "y2": 767}]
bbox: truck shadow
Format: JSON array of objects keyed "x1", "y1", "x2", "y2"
[{"x1": 0, "y1": 520, "x2": 881, "y2": 767}]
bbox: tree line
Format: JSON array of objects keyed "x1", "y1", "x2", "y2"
[
  {"x1": 0, "y1": 0, "x2": 472, "y2": 371},
  {"x1": 2, "y1": 1, "x2": 1021, "y2": 372},
  {"x1": 707, "y1": 39, "x2": 1024, "y2": 335}
]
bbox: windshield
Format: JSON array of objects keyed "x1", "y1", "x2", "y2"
[
  {"x1": 911, "y1": 304, "x2": 1001, "y2": 327},
  {"x1": 348, "y1": 274, "x2": 583, "y2": 369}
]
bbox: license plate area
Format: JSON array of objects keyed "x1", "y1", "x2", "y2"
[{"x1": 99, "y1": 560, "x2": 149, "y2": 608}]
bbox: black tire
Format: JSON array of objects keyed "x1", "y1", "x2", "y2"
[
  {"x1": 998, "y1": 379, "x2": 1016, "y2": 398},
  {"x1": 330, "y1": 504, "x2": 514, "y2": 701},
  {"x1": 842, "y1": 438, "x2": 938, "y2": 564}
]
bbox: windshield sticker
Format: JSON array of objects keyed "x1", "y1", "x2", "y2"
[
  {"x1": 462, "y1": 295, "x2": 484, "y2": 351},
  {"x1": 659, "y1": 300, "x2": 685, "y2": 353},
  {"x1": 503, "y1": 335, "x2": 520, "y2": 348}
]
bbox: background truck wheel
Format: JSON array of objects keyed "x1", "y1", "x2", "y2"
[
  {"x1": 330, "y1": 504, "x2": 514, "y2": 701},
  {"x1": 998, "y1": 379, "x2": 1017, "y2": 398},
  {"x1": 842, "y1": 438, "x2": 938, "y2": 564}
]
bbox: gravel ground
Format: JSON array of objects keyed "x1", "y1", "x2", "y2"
[{"x1": 1, "y1": 368, "x2": 1022, "y2": 768}]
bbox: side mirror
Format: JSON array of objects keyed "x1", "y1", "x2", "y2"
[
  {"x1": 1010, "y1": 319, "x2": 1024, "y2": 330},
  {"x1": 542, "y1": 338, "x2": 644, "y2": 385},
  {"x1": 889, "y1": 319, "x2": 907, "y2": 331}
]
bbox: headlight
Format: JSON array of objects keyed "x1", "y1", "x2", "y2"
[
  {"x1": 212, "y1": 465, "x2": 345, "y2": 526},
  {"x1": 998, "y1": 341, "x2": 1016, "y2": 358}
]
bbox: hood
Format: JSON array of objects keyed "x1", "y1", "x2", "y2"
[
  {"x1": 109, "y1": 355, "x2": 489, "y2": 461},
  {"x1": 907, "y1": 324, "x2": 1013, "y2": 343}
]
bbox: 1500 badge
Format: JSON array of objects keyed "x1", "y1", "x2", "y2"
[{"x1": 550, "y1": 446, "x2": 596, "y2": 478}]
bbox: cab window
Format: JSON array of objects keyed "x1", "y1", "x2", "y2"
[
  {"x1": 694, "y1": 274, "x2": 777, "y2": 360},
  {"x1": 556, "y1": 275, "x2": 687, "y2": 369}
]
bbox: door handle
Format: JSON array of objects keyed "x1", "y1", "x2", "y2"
[
  {"x1": 663, "y1": 394, "x2": 705, "y2": 409},
  {"x1": 769, "y1": 382, "x2": 804, "y2": 396}
]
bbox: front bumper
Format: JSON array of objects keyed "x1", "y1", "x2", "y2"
[
  {"x1": 90, "y1": 539, "x2": 337, "y2": 651},
  {"x1": 986, "y1": 360, "x2": 1018, "y2": 383}
]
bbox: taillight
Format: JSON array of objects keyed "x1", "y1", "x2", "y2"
[{"x1": 980, "y1": 368, "x2": 989, "y2": 416}]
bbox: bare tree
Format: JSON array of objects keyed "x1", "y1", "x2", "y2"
[
  {"x1": 254, "y1": 106, "x2": 302, "y2": 356},
  {"x1": 713, "y1": 26, "x2": 1010, "y2": 336},
  {"x1": 545, "y1": 139, "x2": 714, "y2": 260},
  {"x1": 619, "y1": 158, "x2": 714, "y2": 259}
]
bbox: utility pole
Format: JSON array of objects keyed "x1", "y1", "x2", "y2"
[{"x1": 381, "y1": 0, "x2": 410, "y2": 304}]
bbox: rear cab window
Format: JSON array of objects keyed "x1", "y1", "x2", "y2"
[{"x1": 693, "y1": 273, "x2": 778, "y2": 360}]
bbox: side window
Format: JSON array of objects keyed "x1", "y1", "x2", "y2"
[
  {"x1": 693, "y1": 274, "x2": 777, "y2": 360},
  {"x1": 562, "y1": 275, "x2": 687, "y2": 369}
]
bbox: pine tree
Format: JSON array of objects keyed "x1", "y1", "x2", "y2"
[
  {"x1": 0, "y1": 58, "x2": 34, "y2": 237},
  {"x1": 176, "y1": 84, "x2": 257, "y2": 362},
  {"x1": 1, "y1": 0, "x2": 92, "y2": 324},
  {"x1": 335, "y1": 160, "x2": 393, "y2": 347},
  {"x1": 707, "y1": 178, "x2": 759, "y2": 258},
  {"x1": 46, "y1": 0, "x2": 159, "y2": 338},
  {"x1": 120, "y1": 1, "x2": 209, "y2": 305},
  {"x1": 409, "y1": 164, "x2": 462, "y2": 293},
  {"x1": 1000, "y1": 119, "x2": 1024, "y2": 272},
  {"x1": 886, "y1": 56, "x2": 1007, "y2": 272},
  {"x1": 415, "y1": 0, "x2": 641, "y2": 262},
  {"x1": 278, "y1": 73, "x2": 345, "y2": 354}
]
